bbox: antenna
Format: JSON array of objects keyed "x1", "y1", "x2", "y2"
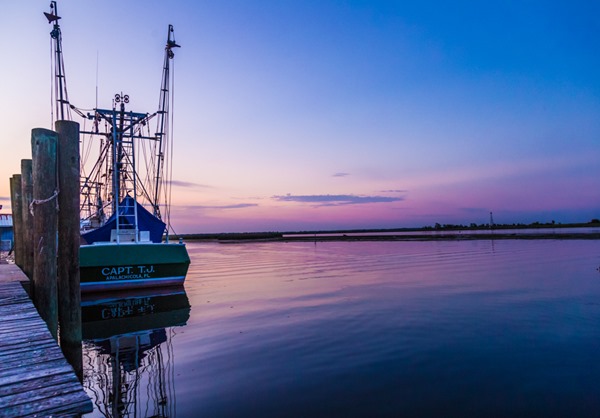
[{"x1": 95, "y1": 50, "x2": 99, "y2": 110}]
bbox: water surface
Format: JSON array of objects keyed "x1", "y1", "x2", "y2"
[{"x1": 83, "y1": 239, "x2": 600, "y2": 417}]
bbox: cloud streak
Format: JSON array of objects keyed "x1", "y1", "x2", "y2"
[
  {"x1": 169, "y1": 180, "x2": 212, "y2": 189},
  {"x1": 179, "y1": 203, "x2": 258, "y2": 210},
  {"x1": 332, "y1": 172, "x2": 350, "y2": 177},
  {"x1": 272, "y1": 194, "x2": 404, "y2": 207}
]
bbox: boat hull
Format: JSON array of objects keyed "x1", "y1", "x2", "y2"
[{"x1": 80, "y1": 242, "x2": 190, "y2": 292}]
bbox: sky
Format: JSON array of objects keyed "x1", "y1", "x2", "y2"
[{"x1": 1, "y1": 0, "x2": 599, "y2": 233}]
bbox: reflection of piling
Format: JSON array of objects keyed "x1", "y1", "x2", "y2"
[
  {"x1": 31, "y1": 128, "x2": 59, "y2": 340},
  {"x1": 56, "y1": 120, "x2": 83, "y2": 381},
  {"x1": 21, "y1": 159, "x2": 34, "y2": 279},
  {"x1": 9, "y1": 175, "x2": 23, "y2": 268}
]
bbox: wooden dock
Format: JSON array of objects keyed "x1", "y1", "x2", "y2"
[{"x1": 0, "y1": 264, "x2": 93, "y2": 417}]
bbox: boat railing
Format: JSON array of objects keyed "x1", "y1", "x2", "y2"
[{"x1": 110, "y1": 229, "x2": 151, "y2": 243}]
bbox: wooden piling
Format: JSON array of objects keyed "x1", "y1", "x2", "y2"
[
  {"x1": 56, "y1": 120, "x2": 82, "y2": 381},
  {"x1": 20, "y1": 159, "x2": 34, "y2": 279},
  {"x1": 8, "y1": 178, "x2": 15, "y2": 252},
  {"x1": 31, "y1": 128, "x2": 58, "y2": 340},
  {"x1": 9, "y1": 175, "x2": 23, "y2": 268}
]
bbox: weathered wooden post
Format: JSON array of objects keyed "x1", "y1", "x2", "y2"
[
  {"x1": 21, "y1": 159, "x2": 34, "y2": 279},
  {"x1": 8, "y1": 178, "x2": 16, "y2": 253},
  {"x1": 31, "y1": 128, "x2": 59, "y2": 339},
  {"x1": 9, "y1": 175, "x2": 23, "y2": 268},
  {"x1": 56, "y1": 120, "x2": 83, "y2": 381}
]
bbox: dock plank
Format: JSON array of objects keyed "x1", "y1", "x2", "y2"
[
  {"x1": 0, "y1": 265, "x2": 93, "y2": 417},
  {"x1": 0, "y1": 370, "x2": 75, "y2": 397},
  {"x1": 0, "y1": 362, "x2": 74, "y2": 387},
  {"x1": 2, "y1": 389, "x2": 91, "y2": 417},
  {"x1": 0, "y1": 339, "x2": 56, "y2": 358},
  {"x1": 0, "y1": 347, "x2": 67, "y2": 371},
  {"x1": 0, "y1": 378, "x2": 86, "y2": 406}
]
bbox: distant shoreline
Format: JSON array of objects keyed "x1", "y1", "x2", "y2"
[{"x1": 179, "y1": 223, "x2": 600, "y2": 243}]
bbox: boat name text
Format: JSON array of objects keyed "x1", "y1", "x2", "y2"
[{"x1": 101, "y1": 265, "x2": 156, "y2": 280}]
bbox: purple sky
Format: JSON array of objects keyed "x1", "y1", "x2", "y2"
[{"x1": 1, "y1": 1, "x2": 599, "y2": 232}]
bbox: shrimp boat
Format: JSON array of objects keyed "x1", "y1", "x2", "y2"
[{"x1": 45, "y1": 2, "x2": 190, "y2": 292}]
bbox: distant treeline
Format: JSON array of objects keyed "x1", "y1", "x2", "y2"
[
  {"x1": 426, "y1": 219, "x2": 600, "y2": 231},
  {"x1": 178, "y1": 219, "x2": 600, "y2": 241}
]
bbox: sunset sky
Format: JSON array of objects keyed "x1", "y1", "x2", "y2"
[{"x1": 1, "y1": 1, "x2": 599, "y2": 233}]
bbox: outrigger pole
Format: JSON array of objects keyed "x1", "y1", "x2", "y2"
[
  {"x1": 153, "y1": 25, "x2": 180, "y2": 219},
  {"x1": 45, "y1": 1, "x2": 71, "y2": 122}
]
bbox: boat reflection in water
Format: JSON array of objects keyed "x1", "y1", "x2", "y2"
[{"x1": 82, "y1": 286, "x2": 190, "y2": 418}]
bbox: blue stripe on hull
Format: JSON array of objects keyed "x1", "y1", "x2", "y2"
[{"x1": 80, "y1": 276, "x2": 186, "y2": 292}]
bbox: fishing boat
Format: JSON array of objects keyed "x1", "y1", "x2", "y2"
[{"x1": 45, "y1": 2, "x2": 190, "y2": 292}]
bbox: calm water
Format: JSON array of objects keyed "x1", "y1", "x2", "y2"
[{"x1": 82, "y1": 239, "x2": 600, "y2": 417}]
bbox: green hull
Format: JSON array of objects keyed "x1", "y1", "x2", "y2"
[{"x1": 80, "y1": 242, "x2": 190, "y2": 292}]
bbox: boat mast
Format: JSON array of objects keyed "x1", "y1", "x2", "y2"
[
  {"x1": 90, "y1": 99, "x2": 150, "y2": 242},
  {"x1": 153, "y1": 25, "x2": 180, "y2": 219},
  {"x1": 44, "y1": 1, "x2": 71, "y2": 122},
  {"x1": 46, "y1": 3, "x2": 178, "y2": 241}
]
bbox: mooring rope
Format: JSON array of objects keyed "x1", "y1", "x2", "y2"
[{"x1": 30, "y1": 189, "x2": 60, "y2": 216}]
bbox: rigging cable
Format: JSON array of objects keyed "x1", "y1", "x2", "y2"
[
  {"x1": 49, "y1": 36, "x2": 54, "y2": 127},
  {"x1": 166, "y1": 58, "x2": 176, "y2": 235}
]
